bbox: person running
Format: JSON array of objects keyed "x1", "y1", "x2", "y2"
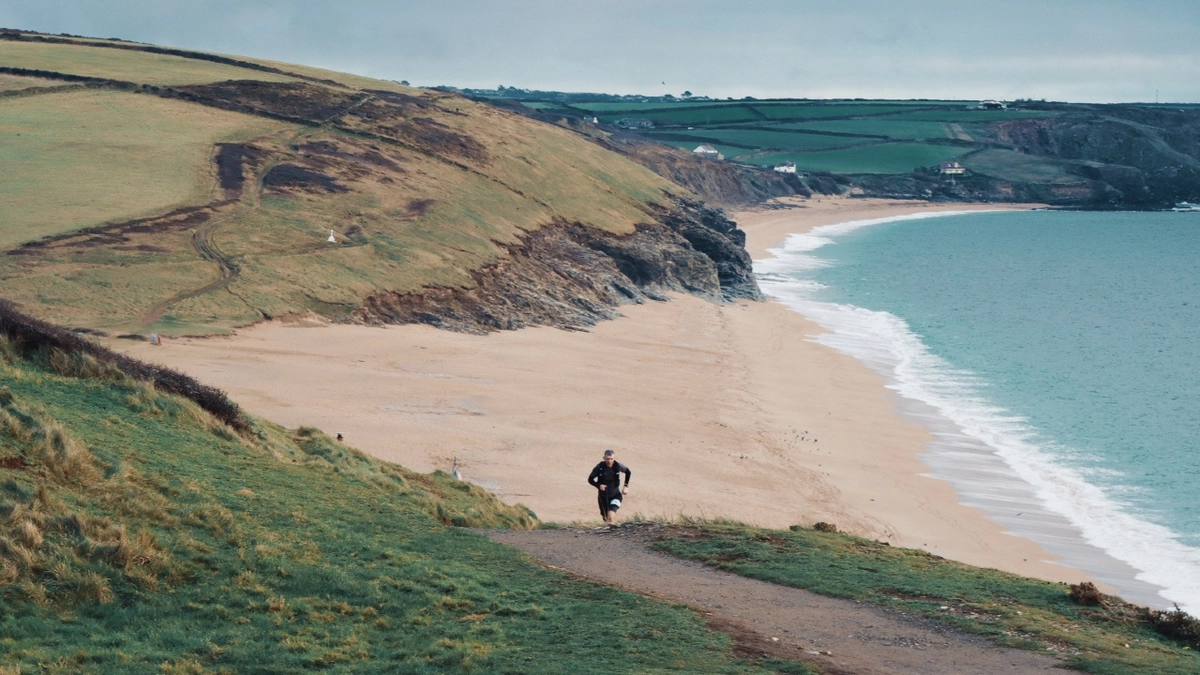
[{"x1": 587, "y1": 449, "x2": 631, "y2": 526}]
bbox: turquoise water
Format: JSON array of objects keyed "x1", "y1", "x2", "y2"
[{"x1": 756, "y1": 209, "x2": 1200, "y2": 611}]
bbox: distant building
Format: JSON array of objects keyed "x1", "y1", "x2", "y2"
[
  {"x1": 615, "y1": 117, "x2": 653, "y2": 129},
  {"x1": 693, "y1": 144, "x2": 724, "y2": 160},
  {"x1": 973, "y1": 100, "x2": 1008, "y2": 110},
  {"x1": 773, "y1": 162, "x2": 797, "y2": 174},
  {"x1": 937, "y1": 161, "x2": 966, "y2": 175}
]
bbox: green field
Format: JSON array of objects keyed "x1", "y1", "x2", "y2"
[
  {"x1": 961, "y1": 149, "x2": 1086, "y2": 184},
  {"x1": 752, "y1": 142, "x2": 967, "y2": 174},
  {"x1": 0, "y1": 39, "x2": 297, "y2": 85},
  {"x1": 752, "y1": 102, "x2": 929, "y2": 120},
  {"x1": 771, "y1": 118, "x2": 960, "y2": 140},
  {"x1": 517, "y1": 98, "x2": 1067, "y2": 175},
  {"x1": 648, "y1": 128, "x2": 866, "y2": 152},
  {"x1": 0, "y1": 89, "x2": 287, "y2": 249},
  {"x1": 600, "y1": 104, "x2": 764, "y2": 126},
  {"x1": 882, "y1": 108, "x2": 1058, "y2": 122},
  {"x1": 568, "y1": 100, "x2": 751, "y2": 112}
]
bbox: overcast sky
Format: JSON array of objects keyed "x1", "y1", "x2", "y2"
[{"x1": 4, "y1": 1, "x2": 1198, "y2": 103}]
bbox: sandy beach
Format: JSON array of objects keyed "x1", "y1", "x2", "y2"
[{"x1": 113, "y1": 196, "x2": 1087, "y2": 585}]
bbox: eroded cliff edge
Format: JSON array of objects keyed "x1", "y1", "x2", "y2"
[{"x1": 352, "y1": 196, "x2": 761, "y2": 334}]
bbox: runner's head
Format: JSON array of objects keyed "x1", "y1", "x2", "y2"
[{"x1": 603, "y1": 449, "x2": 615, "y2": 465}]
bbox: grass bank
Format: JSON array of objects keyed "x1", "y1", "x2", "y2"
[
  {"x1": 652, "y1": 521, "x2": 1200, "y2": 674},
  {"x1": 0, "y1": 328, "x2": 778, "y2": 673}
]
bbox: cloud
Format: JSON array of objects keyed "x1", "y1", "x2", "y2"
[{"x1": 2, "y1": 0, "x2": 1197, "y2": 102}]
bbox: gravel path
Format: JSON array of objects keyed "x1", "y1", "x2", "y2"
[{"x1": 486, "y1": 525, "x2": 1072, "y2": 675}]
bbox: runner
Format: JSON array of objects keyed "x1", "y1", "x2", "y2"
[{"x1": 587, "y1": 449, "x2": 631, "y2": 526}]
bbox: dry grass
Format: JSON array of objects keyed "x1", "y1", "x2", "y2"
[
  {"x1": 0, "y1": 386, "x2": 175, "y2": 605},
  {"x1": 0, "y1": 39, "x2": 297, "y2": 86},
  {"x1": 0, "y1": 89, "x2": 289, "y2": 249},
  {"x1": 0, "y1": 39, "x2": 684, "y2": 338}
]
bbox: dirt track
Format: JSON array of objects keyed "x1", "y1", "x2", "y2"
[{"x1": 486, "y1": 525, "x2": 1071, "y2": 675}]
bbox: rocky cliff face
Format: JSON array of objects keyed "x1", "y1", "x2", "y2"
[
  {"x1": 352, "y1": 197, "x2": 761, "y2": 333},
  {"x1": 987, "y1": 114, "x2": 1200, "y2": 208}
]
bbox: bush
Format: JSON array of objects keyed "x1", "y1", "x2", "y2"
[{"x1": 0, "y1": 301, "x2": 248, "y2": 432}]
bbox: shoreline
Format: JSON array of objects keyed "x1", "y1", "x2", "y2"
[
  {"x1": 112, "y1": 197, "x2": 1101, "y2": 589},
  {"x1": 741, "y1": 196, "x2": 1166, "y2": 608}
]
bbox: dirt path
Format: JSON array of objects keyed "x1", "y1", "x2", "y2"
[{"x1": 486, "y1": 526, "x2": 1071, "y2": 675}]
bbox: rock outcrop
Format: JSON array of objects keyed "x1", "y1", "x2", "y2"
[{"x1": 352, "y1": 197, "x2": 761, "y2": 333}]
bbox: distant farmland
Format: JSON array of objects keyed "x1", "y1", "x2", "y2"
[{"x1": 519, "y1": 98, "x2": 1057, "y2": 175}]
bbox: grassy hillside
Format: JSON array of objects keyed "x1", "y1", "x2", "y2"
[
  {"x1": 0, "y1": 31, "x2": 683, "y2": 335},
  {"x1": 655, "y1": 523, "x2": 1200, "y2": 674},
  {"x1": 0, "y1": 308, "x2": 782, "y2": 674}
]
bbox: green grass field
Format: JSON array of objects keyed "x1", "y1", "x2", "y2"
[
  {"x1": 752, "y1": 142, "x2": 967, "y2": 174},
  {"x1": 0, "y1": 338, "x2": 784, "y2": 674},
  {"x1": 770, "y1": 118, "x2": 959, "y2": 140},
  {"x1": 961, "y1": 149, "x2": 1086, "y2": 184},
  {"x1": 0, "y1": 89, "x2": 287, "y2": 249},
  {"x1": 648, "y1": 128, "x2": 867, "y2": 152},
  {"x1": 0, "y1": 40, "x2": 297, "y2": 85},
  {"x1": 882, "y1": 108, "x2": 1058, "y2": 122},
  {"x1": 527, "y1": 98, "x2": 1066, "y2": 176},
  {"x1": 654, "y1": 523, "x2": 1200, "y2": 674},
  {"x1": 752, "y1": 102, "x2": 928, "y2": 120},
  {"x1": 596, "y1": 105, "x2": 763, "y2": 126}
]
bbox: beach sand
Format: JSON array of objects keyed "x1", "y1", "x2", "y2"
[{"x1": 113, "y1": 196, "x2": 1087, "y2": 585}]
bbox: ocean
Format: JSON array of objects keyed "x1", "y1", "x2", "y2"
[{"x1": 755, "y1": 209, "x2": 1200, "y2": 612}]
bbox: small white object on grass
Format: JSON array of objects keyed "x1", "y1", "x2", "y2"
[
  {"x1": 327, "y1": 230, "x2": 336, "y2": 243},
  {"x1": 451, "y1": 456, "x2": 461, "y2": 481}
]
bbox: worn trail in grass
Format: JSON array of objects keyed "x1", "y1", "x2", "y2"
[{"x1": 488, "y1": 526, "x2": 1064, "y2": 675}]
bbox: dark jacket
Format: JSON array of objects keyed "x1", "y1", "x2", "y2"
[{"x1": 588, "y1": 461, "x2": 631, "y2": 495}]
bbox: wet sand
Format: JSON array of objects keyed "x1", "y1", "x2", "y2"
[{"x1": 112, "y1": 196, "x2": 1090, "y2": 585}]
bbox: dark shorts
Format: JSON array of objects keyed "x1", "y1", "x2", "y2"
[{"x1": 597, "y1": 488, "x2": 623, "y2": 517}]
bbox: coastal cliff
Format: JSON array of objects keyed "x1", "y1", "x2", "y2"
[{"x1": 352, "y1": 196, "x2": 762, "y2": 333}]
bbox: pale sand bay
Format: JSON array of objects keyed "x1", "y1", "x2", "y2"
[{"x1": 113, "y1": 196, "x2": 1087, "y2": 585}]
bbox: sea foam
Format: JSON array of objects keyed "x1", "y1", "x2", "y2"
[{"x1": 756, "y1": 211, "x2": 1200, "y2": 613}]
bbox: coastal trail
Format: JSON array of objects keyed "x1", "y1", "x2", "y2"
[{"x1": 486, "y1": 525, "x2": 1069, "y2": 675}]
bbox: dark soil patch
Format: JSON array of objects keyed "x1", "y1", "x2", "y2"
[
  {"x1": 404, "y1": 198, "x2": 438, "y2": 217},
  {"x1": 7, "y1": 206, "x2": 216, "y2": 256},
  {"x1": 262, "y1": 163, "x2": 349, "y2": 194},
  {"x1": 0, "y1": 456, "x2": 25, "y2": 470},
  {"x1": 346, "y1": 90, "x2": 436, "y2": 122},
  {"x1": 174, "y1": 81, "x2": 364, "y2": 124},
  {"x1": 297, "y1": 140, "x2": 403, "y2": 172},
  {"x1": 372, "y1": 117, "x2": 489, "y2": 164},
  {"x1": 215, "y1": 143, "x2": 270, "y2": 199}
]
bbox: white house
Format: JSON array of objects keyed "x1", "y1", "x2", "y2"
[
  {"x1": 973, "y1": 100, "x2": 1008, "y2": 110},
  {"x1": 615, "y1": 117, "x2": 653, "y2": 129},
  {"x1": 773, "y1": 162, "x2": 797, "y2": 174},
  {"x1": 693, "y1": 144, "x2": 723, "y2": 160},
  {"x1": 937, "y1": 161, "x2": 966, "y2": 175}
]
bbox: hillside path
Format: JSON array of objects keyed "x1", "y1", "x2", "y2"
[{"x1": 485, "y1": 526, "x2": 1070, "y2": 675}]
